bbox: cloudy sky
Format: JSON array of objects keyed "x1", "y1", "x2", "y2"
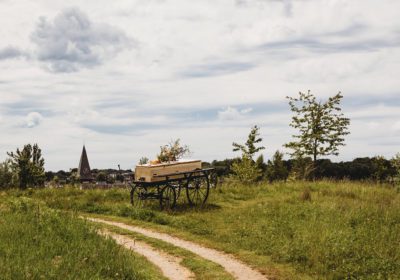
[{"x1": 0, "y1": 0, "x2": 399, "y2": 171}]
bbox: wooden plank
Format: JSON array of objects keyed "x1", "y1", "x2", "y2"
[{"x1": 135, "y1": 160, "x2": 202, "y2": 182}]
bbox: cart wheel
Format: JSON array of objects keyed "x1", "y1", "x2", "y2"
[
  {"x1": 130, "y1": 186, "x2": 145, "y2": 208},
  {"x1": 176, "y1": 184, "x2": 182, "y2": 201},
  {"x1": 170, "y1": 182, "x2": 182, "y2": 200},
  {"x1": 209, "y1": 172, "x2": 218, "y2": 188},
  {"x1": 160, "y1": 185, "x2": 176, "y2": 210},
  {"x1": 186, "y1": 176, "x2": 210, "y2": 206}
]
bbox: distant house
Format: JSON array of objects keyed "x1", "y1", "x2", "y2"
[{"x1": 78, "y1": 145, "x2": 94, "y2": 182}]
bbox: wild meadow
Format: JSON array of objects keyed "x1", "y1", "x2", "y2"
[
  {"x1": 0, "y1": 195, "x2": 164, "y2": 280},
  {"x1": 4, "y1": 180, "x2": 400, "y2": 279}
]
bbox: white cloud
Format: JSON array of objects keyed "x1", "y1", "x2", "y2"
[
  {"x1": 0, "y1": 46, "x2": 27, "y2": 60},
  {"x1": 240, "y1": 108, "x2": 253, "y2": 114},
  {"x1": 30, "y1": 7, "x2": 133, "y2": 72},
  {"x1": 218, "y1": 106, "x2": 253, "y2": 121},
  {"x1": 26, "y1": 112, "x2": 43, "y2": 128},
  {"x1": 392, "y1": 121, "x2": 400, "y2": 132},
  {"x1": 0, "y1": 0, "x2": 400, "y2": 170}
]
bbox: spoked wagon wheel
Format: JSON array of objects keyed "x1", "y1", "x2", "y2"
[
  {"x1": 160, "y1": 185, "x2": 177, "y2": 210},
  {"x1": 186, "y1": 176, "x2": 210, "y2": 206},
  {"x1": 169, "y1": 182, "x2": 182, "y2": 201},
  {"x1": 130, "y1": 186, "x2": 145, "y2": 208},
  {"x1": 209, "y1": 171, "x2": 218, "y2": 188}
]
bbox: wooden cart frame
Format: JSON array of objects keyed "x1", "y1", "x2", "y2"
[{"x1": 129, "y1": 168, "x2": 217, "y2": 209}]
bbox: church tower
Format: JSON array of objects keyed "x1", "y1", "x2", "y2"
[{"x1": 78, "y1": 145, "x2": 93, "y2": 182}]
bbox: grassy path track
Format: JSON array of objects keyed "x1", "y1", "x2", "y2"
[
  {"x1": 88, "y1": 217, "x2": 268, "y2": 280},
  {"x1": 100, "y1": 230, "x2": 193, "y2": 280}
]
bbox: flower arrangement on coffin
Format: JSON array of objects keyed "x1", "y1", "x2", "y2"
[{"x1": 140, "y1": 139, "x2": 190, "y2": 165}]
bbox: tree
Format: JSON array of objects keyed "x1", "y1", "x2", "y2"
[
  {"x1": 96, "y1": 172, "x2": 108, "y2": 182},
  {"x1": 391, "y1": 153, "x2": 400, "y2": 184},
  {"x1": 53, "y1": 175, "x2": 60, "y2": 185},
  {"x1": 211, "y1": 158, "x2": 237, "y2": 177},
  {"x1": 233, "y1": 125, "x2": 265, "y2": 160},
  {"x1": 255, "y1": 154, "x2": 267, "y2": 175},
  {"x1": 372, "y1": 156, "x2": 396, "y2": 183},
  {"x1": 266, "y1": 150, "x2": 289, "y2": 182},
  {"x1": 116, "y1": 174, "x2": 124, "y2": 182},
  {"x1": 7, "y1": 144, "x2": 45, "y2": 189},
  {"x1": 68, "y1": 169, "x2": 79, "y2": 185},
  {"x1": 285, "y1": 91, "x2": 350, "y2": 168},
  {"x1": 288, "y1": 156, "x2": 315, "y2": 181},
  {"x1": 0, "y1": 159, "x2": 14, "y2": 189},
  {"x1": 231, "y1": 126, "x2": 265, "y2": 184}
]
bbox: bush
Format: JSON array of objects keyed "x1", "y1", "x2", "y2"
[{"x1": 230, "y1": 156, "x2": 262, "y2": 184}]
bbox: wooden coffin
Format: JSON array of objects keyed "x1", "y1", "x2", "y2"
[{"x1": 135, "y1": 160, "x2": 202, "y2": 182}]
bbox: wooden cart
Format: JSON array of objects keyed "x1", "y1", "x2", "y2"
[{"x1": 129, "y1": 167, "x2": 217, "y2": 209}]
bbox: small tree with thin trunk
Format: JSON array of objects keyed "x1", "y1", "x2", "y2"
[
  {"x1": 232, "y1": 125, "x2": 265, "y2": 160},
  {"x1": 285, "y1": 91, "x2": 350, "y2": 173},
  {"x1": 231, "y1": 125, "x2": 265, "y2": 184}
]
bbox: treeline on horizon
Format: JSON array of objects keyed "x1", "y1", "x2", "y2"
[
  {"x1": 207, "y1": 155, "x2": 399, "y2": 183},
  {"x1": 1, "y1": 90, "x2": 400, "y2": 189},
  {"x1": 37, "y1": 155, "x2": 398, "y2": 185}
]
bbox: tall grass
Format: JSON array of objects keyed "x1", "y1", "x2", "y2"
[
  {"x1": 0, "y1": 197, "x2": 163, "y2": 280},
  {"x1": 5, "y1": 181, "x2": 400, "y2": 279}
]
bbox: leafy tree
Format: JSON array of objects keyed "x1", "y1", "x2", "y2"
[
  {"x1": 7, "y1": 144, "x2": 43, "y2": 188},
  {"x1": 231, "y1": 126, "x2": 265, "y2": 184},
  {"x1": 372, "y1": 156, "x2": 396, "y2": 183},
  {"x1": 266, "y1": 150, "x2": 289, "y2": 182},
  {"x1": 116, "y1": 174, "x2": 124, "y2": 182},
  {"x1": 96, "y1": 172, "x2": 108, "y2": 182},
  {"x1": 288, "y1": 156, "x2": 315, "y2": 181},
  {"x1": 285, "y1": 91, "x2": 350, "y2": 166},
  {"x1": 68, "y1": 170, "x2": 79, "y2": 185},
  {"x1": 233, "y1": 125, "x2": 265, "y2": 159},
  {"x1": 53, "y1": 175, "x2": 60, "y2": 183},
  {"x1": 7, "y1": 144, "x2": 45, "y2": 189},
  {"x1": 211, "y1": 158, "x2": 237, "y2": 177},
  {"x1": 391, "y1": 153, "x2": 400, "y2": 183},
  {"x1": 0, "y1": 159, "x2": 14, "y2": 189},
  {"x1": 255, "y1": 154, "x2": 267, "y2": 176}
]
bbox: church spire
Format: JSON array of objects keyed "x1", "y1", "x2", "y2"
[{"x1": 78, "y1": 145, "x2": 92, "y2": 181}]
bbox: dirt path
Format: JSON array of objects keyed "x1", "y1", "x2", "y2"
[
  {"x1": 88, "y1": 217, "x2": 268, "y2": 280},
  {"x1": 100, "y1": 229, "x2": 194, "y2": 280}
]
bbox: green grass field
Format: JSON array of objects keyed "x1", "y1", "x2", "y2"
[
  {"x1": 0, "y1": 196, "x2": 165, "y2": 280},
  {"x1": 3, "y1": 181, "x2": 400, "y2": 279}
]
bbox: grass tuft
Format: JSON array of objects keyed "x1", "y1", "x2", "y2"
[{"x1": 299, "y1": 187, "x2": 312, "y2": 202}]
